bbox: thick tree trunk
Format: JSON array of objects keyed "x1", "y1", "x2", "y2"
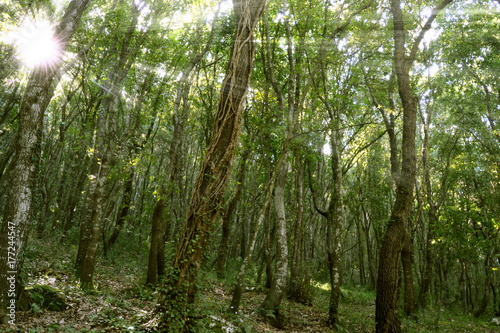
[
  {"x1": 79, "y1": 160, "x2": 108, "y2": 290},
  {"x1": 401, "y1": 236, "x2": 416, "y2": 317},
  {"x1": 376, "y1": 1, "x2": 451, "y2": 331},
  {"x1": 152, "y1": 1, "x2": 266, "y2": 330},
  {"x1": 0, "y1": 0, "x2": 92, "y2": 323}
]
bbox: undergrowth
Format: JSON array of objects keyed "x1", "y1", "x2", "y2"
[{"x1": 10, "y1": 234, "x2": 499, "y2": 333}]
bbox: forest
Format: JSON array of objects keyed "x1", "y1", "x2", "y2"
[{"x1": 0, "y1": 0, "x2": 499, "y2": 332}]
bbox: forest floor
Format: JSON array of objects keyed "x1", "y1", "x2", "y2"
[{"x1": 6, "y1": 237, "x2": 500, "y2": 333}]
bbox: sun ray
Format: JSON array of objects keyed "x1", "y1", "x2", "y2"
[{"x1": 13, "y1": 18, "x2": 61, "y2": 70}]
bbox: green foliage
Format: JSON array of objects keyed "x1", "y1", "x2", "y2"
[{"x1": 29, "y1": 285, "x2": 66, "y2": 311}]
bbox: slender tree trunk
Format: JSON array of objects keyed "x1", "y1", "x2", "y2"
[
  {"x1": 259, "y1": 160, "x2": 289, "y2": 324},
  {"x1": 146, "y1": 199, "x2": 167, "y2": 285},
  {"x1": 355, "y1": 213, "x2": 366, "y2": 286},
  {"x1": 264, "y1": 201, "x2": 274, "y2": 289},
  {"x1": 474, "y1": 255, "x2": 493, "y2": 317},
  {"x1": 326, "y1": 131, "x2": 345, "y2": 327},
  {"x1": 152, "y1": 1, "x2": 266, "y2": 330},
  {"x1": 362, "y1": 204, "x2": 376, "y2": 289},
  {"x1": 216, "y1": 149, "x2": 249, "y2": 278},
  {"x1": 229, "y1": 124, "x2": 293, "y2": 314},
  {"x1": 0, "y1": 0, "x2": 92, "y2": 323},
  {"x1": 289, "y1": 152, "x2": 307, "y2": 301},
  {"x1": 417, "y1": 206, "x2": 436, "y2": 308},
  {"x1": 309, "y1": 125, "x2": 345, "y2": 327},
  {"x1": 78, "y1": 2, "x2": 140, "y2": 290},
  {"x1": 460, "y1": 259, "x2": 468, "y2": 314},
  {"x1": 146, "y1": 11, "x2": 219, "y2": 284},
  {"x1": 61, "y1": 155, "x2": 90, "y2": 242},
  {"x1": 105, "y1": 168, "x2": 133, "y2": 251}
]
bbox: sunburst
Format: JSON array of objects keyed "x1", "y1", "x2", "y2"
[{"x1": 14, "y1": 18, "x2": 61, "y2": 70}]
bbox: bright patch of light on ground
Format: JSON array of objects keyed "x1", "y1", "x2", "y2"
[
  {"x1": 313, "y1": 281, "x2": 331, "y2": 291},
  {"x1": 7, "y1": 18, "x2": 61, "y2": 69}
]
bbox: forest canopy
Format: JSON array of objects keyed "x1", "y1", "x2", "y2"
[{"x1": 0, "y1": 0, "x2": 499, "y2": 332}]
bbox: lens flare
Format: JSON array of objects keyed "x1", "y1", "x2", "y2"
[{"x1": 14, "y1": 19, "x2": 61, "y2": 70}]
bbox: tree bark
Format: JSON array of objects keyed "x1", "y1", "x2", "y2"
[
  {"x1": 152, "y1": 0, "x2": 266, "y2": 330},
  {"x1": 289, "y1": 152, "x2": 308, "y2": 301},
  {"x1": 105, "y1": 168, "x2": 134, "y2": 251},
  {"x1": 78, "y1": 2, "x2": 140, "y2": 290},
  {"x1": 259, "y1": 160, "x2": 289, "y2": 324},
  {"x1": 216, "y1": 149, "x2": 250, "y2": 278},
  {"x1": 0, "y1": 0, "x2": 92, "y2": 323},
  {"x1": 355, "y1": 211, "x2": 366, "y2": 286},
  {"x1": 230, "y1": 142, "x2": 290, "y2": 314},
  {"x1": 474, "y1": 255, "x2": 493, "y2": 317},
  {"x1": 146, "y1": 199, "x2": 167, "y2": 285},
  {"x1": 145, "y1": 9, "x2": 219, "y2": 285},
  {"x1": 326, "y1": 130, "x2": 345, "y2": 327},
  {"x1": 376, "y1": 1, "x2": 452, "y2": 332},
  {"x1": 401, "y1": 236, "x2": 416, "y2": 317}
]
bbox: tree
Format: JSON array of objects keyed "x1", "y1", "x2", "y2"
[
  {"x1": 0, "y1": 0, "x2": 92, "y2": 323},
  {"x1": 376, "y1": 1, "x2": 452, "y2": 332},
  {"x1": 151, "y1": 0, "x2": 267, "y2": 330}
]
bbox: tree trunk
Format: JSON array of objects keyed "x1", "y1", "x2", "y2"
[
  {"x1": 259, "y1": 160, "x2": 289, "y2": 325},
  {"x1": 146, "y1": 199, "x2": 167, "y2": 285},
  {"x1": 289, "y1": 152, "x2": 308, "y2": 301},
  {"x1": 78, "y1": 2, "x2": 140, "y2": 290},
  {"x1": 0, "y1": 0, "x2": 91, "y2": 323},
  {"x1": 146, "y1": 11, "x2": 218, "y2": 284},
  {"x1": 264, "y1": 201, "x2": 274, "y2": 289},
  {"x1": 229, "y1": 120, "x2": 294, "y2": 314},
  {"x1": 152, "y1": 1, "x2": 266, "y2": 330},
  {"x1": 61, "y1": 155, "x2": 90, "y2": 242},
  {"x1": 355, "y1": 212, "x2": 366, "y2": 286},
  {"x1": 417, "y1": 206, "x2": 436, "y2": 309},
  {"x1": 362, "y1": 204, "x2": 377, "y2": 289},
  {"x1": 106, "y1": 168, "x2": 134, "y2": 251},
  {"x1": 309, "y1": 124, "x2": 345, "y2": 327},
  {"x1": 401, "y1": 236, "x2": 416, "y2": 317},
  {"x1": 376, "y1": 1, "x2": 451, "y2": 331},
  {"x1": 326, "y1": 130, "x2": 345, "y2": 327},
  {"x1": 474, "y1": 255, "x2": 493, "y2": 317},
  {"x1": 216, "y1": 149, "x2": 250, "y2": 278}
]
